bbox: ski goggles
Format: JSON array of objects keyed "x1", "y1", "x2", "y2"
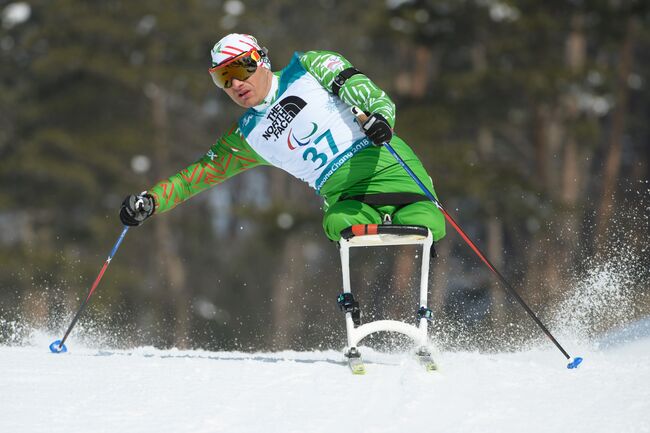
[{"x1": 208, "y1": 49, "x2": 262, "y2": 89}]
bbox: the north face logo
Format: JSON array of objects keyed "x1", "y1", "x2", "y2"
[{"x1": 262, "y1": 96, "x2": 307, "y2": 141}]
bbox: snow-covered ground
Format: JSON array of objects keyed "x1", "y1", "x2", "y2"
[
  {"x1": 2, "y1": 242, "x2": 648, "y2": 433},
  {"x1": 1, "y1": 328, "x2": 649, "y2": 433}
]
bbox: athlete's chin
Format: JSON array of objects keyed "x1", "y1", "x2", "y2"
[{"x1": 236, "y1": 95, "x2": 259, "y2": 108}]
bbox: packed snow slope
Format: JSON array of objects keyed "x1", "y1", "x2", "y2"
[{"x1": 1, "y1": 328, "x2": 649, "y2": 433}]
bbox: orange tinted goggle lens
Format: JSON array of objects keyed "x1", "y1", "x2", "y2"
[{"x1": 208, "y1": 49, "x2": 261, "y2": 89}]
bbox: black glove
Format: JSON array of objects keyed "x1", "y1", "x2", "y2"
[
  {"x1": 361, "y1": 112, "x2": 393, "y2": 146},
  {"x1": 119, "y1": 193, "x2": 155, "y2": 226}
]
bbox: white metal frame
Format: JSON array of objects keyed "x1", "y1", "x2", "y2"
[{"x1": 339, "y1": 229, "x2": 433, "y2": 351}]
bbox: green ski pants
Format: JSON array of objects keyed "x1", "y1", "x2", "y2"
[
  {"x1": 323, "y1": 199, "x2": 446, "y2": 242},
  {"x1": 320, "y1": 135, "x2": 446, "y2": 242}
]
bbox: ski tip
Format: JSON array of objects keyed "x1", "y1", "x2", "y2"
[
  {"x1": 567, "y1": 356, "x2": 583, "y2": 369},
  {"x1": 49, "y1": 340, "x2": 68, "y2": 354}
]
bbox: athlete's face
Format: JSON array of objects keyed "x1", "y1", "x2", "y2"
[{"x1": 223, "y1": 66, "x2": 272, "y2": 108}]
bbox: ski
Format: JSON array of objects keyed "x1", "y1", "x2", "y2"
[
  {"x1": 345, "y1": 348, "x2": 366, "y2": 375},
  {"x1": 415, "y1": 348, "x2": 438, "y2": 372},
  {"x1": 348, "y1": 357, "x2": 366, "y2": 375}
]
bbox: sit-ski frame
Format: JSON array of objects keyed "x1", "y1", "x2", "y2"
[{"x1": 338, "y1": 224, "x2": 434, "y2": 370}]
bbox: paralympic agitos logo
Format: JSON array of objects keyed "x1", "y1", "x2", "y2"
[{"x1": 262, "y1": 96, "x2": 307, "y2": 141}]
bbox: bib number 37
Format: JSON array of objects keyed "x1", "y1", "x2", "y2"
[{"x1": 302, "y1": 129, "x2": 339, "y2": 170}]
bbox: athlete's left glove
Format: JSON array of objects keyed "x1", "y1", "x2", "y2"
[{"x1": 119, "y1": 192, "x2": 155, "y2": 226}]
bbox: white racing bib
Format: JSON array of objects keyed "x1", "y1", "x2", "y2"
[{"x1": 239, "y1": 53, "x2": 371, "y2": 192}]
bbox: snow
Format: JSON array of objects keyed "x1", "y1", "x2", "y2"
[
  {"x1": 2, "y1": 236, "x2": 648, "y2": 432},
  {"x1": 1, "y1": 331, "x2": 649, "y2": 433}
]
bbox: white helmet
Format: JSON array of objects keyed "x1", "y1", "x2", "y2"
[{"x1": 210, "y1": 33, "x2": 271, "y2": 70}]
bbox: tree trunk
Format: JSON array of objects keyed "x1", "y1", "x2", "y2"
[
  {"x1": 149, "y1": 83, "x2": 191, "y2": 349},
  {"x1": 477, "y1": 125, "x2": 506, "y2": 325},
  {"x1": 532, "y1": 104, "x2": 550, "y2": 190},
  {"x1": 269, "y1": 235, "x2": 305, "y2": 349},
  {"x1": 390, "y1": 245, "x2": 417, "y2": 320},
  {"x1": 430, "y1": 239, "x2": 450, "y2": 318},
  {"x1": 411, "y1": 45, "x2": 433, "y2": 98},
  {"x1": 595, "y1": 17, "x2": 638, "y2": 249}
]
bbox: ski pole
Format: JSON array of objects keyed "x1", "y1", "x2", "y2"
[
  {"x1": 383, "y1": 142, "x2": 583, "y2": 369},
  {"x1": 49, "y1": 225, "x2": 130, "y2": 353}
]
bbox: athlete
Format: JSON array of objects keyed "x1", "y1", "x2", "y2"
[{"x1": 120, "y1": 33, "x2": 446, "y2": 242}]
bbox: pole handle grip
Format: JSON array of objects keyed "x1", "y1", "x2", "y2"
[{"x1": 351, "y1": 106, "x2": 368, "y2": 124}]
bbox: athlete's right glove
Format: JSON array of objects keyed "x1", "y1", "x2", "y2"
[
  {"x1": 361, "y1": 112, "x2": 392, "y2": 146},
  {"x1": 351, "y1": 107, "x2": 393, "y2": 146},
  {"x1": 119, "y1": 192, "x2": 155, "y2": 226}
]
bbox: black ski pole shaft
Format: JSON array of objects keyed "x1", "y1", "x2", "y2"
[
  {"x1": 383, "y1": 142, "x2": 583, "y2": 368},
  {"x1": 50, "y1": 226, "x2": 130, "y2": 353}
]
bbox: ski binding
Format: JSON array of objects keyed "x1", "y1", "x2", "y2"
[
  {"x1": 345, "y1": 348, "x2": 366, "y2": 375},
  {"x1": 415, "y1": 348, "x2": 438, "y2": 372}
]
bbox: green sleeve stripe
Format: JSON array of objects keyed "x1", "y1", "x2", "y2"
[
  {"x1": 340, "y1": 76, "x2": 395, "y2": 126},
  {"x1": 149, "y1": 125, "x2": 269, "y2": 213},
  {"x1": 299, "y1": 50, "x2": 396, "y2": 127}
]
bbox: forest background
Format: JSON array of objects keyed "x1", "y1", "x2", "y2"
[{"x1": 1, "y1": 0, "x2": 648, "y2": 351}]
